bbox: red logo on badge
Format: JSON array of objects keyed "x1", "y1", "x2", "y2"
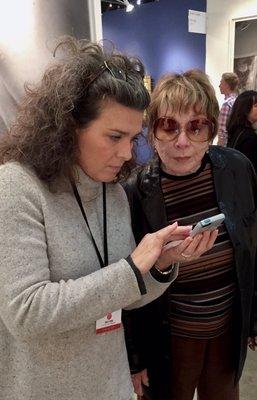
[{"x1": 107, "y1": 313, "x2": 112, "y2": 320}]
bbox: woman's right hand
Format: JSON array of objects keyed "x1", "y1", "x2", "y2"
[
  {"x1": 131, "y1": 369, "x2": 149, "y2": 396},
  {"x1": 130, "y1": 222, "x2": 192, "y2": 275}
]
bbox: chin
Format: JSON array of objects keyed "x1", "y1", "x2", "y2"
[{"x1": 101, "y1": 174, "x2": 118, "y2": 183}]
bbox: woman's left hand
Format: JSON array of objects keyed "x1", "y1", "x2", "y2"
[
  {"x1": 248, "y1": 336, "x2": 257, "y2": 351},
  {"x1": 156, "y1": 229, "x2": 218, "y2": 268}
]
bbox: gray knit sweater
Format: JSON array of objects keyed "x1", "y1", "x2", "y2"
[{"x1": 0, "y1": 162, "x2": 177, "y2": 400}]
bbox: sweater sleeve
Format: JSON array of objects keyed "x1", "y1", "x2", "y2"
[
  {"x1": 0, "y1": 165, "x2": 146, "y2": 341},
  {"x1": 0, "y1": 165, "x2": 176, "y2": 341}
]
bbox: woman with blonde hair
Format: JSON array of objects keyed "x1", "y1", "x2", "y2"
[{"x1": 124, "y1": 69, "x2": 257, "y2": 400}]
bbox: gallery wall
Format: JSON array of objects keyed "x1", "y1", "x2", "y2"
[
  {"x1": 102, "y1": 0, "x2": 206, "y2": 85},
  {"x1": 206, "y1": 0, "x2": 257, "y2": 105},
  {"x1": 0, "y1": 0, "x2": 102, "y2": 133}
]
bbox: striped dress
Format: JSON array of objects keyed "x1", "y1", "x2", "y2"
[{"x1": 161, "y1": 155, "x2": 236, "y2": 339}]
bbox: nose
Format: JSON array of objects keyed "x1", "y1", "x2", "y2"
[
  {"x1": 117, "y1": 139, "x2": 133, "y2": 161},
  {"x1": 174, "y1": 130, "x2": 190, "y2": 148}
]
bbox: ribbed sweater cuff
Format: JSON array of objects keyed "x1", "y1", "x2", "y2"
[{"x1": 126, "y1": 255, "x2": 147, "y2": 295}]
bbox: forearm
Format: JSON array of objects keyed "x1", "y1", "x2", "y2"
[
  {"x1": 0, "y1": 259, "x2": 144, "y2": 340},
  {"x1": 125, "y1": 263, "x2": 178, "y2": 310}
]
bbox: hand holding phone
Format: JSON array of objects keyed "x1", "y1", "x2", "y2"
[{"x1": 164, "y1": 213, "x2": 225, "y2": 249}]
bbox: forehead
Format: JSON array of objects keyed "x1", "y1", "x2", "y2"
[
  {"x1": 159, "y1": 105, "x2": 207, "y2": 119},
  {"x1": 98, "y1": 100, "x2": 143, "y2": 132}
]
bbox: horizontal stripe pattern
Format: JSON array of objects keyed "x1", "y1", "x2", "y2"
[{"x1": 161, "y1": 159, "x2": 235, "y2": 338}]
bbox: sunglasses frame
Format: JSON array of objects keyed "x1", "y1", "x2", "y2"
[
  {"x1": 153, "y1": 116, "x2": 214, "y2": 143},
  {"x1": 84, "y1": 61, "x2": 127, "y2": 92}
]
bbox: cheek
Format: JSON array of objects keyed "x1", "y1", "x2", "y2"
[
  {"x1": 155, "y1": 141, "x2": 174, "y2": 158},
  {"x1": 193, "y1": 144, "x2": 209, "y2": 159}
]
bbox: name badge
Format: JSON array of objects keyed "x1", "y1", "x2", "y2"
[{"x1": 96, "y1": 309, "x2": 122, "y2": 334}]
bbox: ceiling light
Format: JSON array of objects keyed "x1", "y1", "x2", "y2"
[
  {"x1": 124, "y1": 0, "x2": 134, "y2": 12},
  {"x1": 126, "y1": 4, "x2": 134, "y2": 12},
  {"x1": 137, "y1": 0, "x2": 141, "y2": 4}
]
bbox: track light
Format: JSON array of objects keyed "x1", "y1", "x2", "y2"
[
  {"x1": 124, "y1": 0, "x2": 134, "y2": 12},
  {"x1": 102, "y1": 0, "x2": 135, "y2": 12}
]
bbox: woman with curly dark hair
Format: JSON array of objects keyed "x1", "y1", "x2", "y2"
[{"x1": 0, "y1": 37, "x2": 210, "y2": 400}]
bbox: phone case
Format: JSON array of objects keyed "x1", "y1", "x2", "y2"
[{"x1": 190, "y1": 213, "x2": 225, "y2": 237}]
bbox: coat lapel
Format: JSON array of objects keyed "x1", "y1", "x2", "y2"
[
  {"x1": 139, "y1": 156, "x2": 168, "y2": 232},
  {"x1": 208, "y1": 147, "x2": 239, "y2": 246}
]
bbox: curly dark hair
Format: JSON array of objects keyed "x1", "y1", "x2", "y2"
[{"x1": 0, "y1": 36, "x2": 150, "y2": 182}]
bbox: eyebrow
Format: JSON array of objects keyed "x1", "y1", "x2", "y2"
[{"x1": 108, "y1": 129, "x2": 142, "y2": 136}]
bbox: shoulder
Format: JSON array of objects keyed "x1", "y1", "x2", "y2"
[
  {"x1": 124, "y1": 165, "x2": 144, "y2": 189},
  {"x1": 123, "y1": 165, "x2": 151, "y2": 202},
  {"x1": 108, "y1": 181, "x2": 128, "y2": 202},
  {"x1": 220, "y1": 101, "x2": 230, "y2": 112},
  {"x1": 236, "y1": 130, "x2": 257, "y2": 159},
  {"x1": 107, "y1": 182, "x2": 131, "y2": 212},
  {"x1": 0, "y1": 162, "x2": 45, "y2": 206},
  {"x1": 210, "y1": 145, "x2": 254, "y2": 169},
  {"x1": 125, "y1": 157, "x2": 159, "y2": 190},
  {"x1": 0, "y1": 161, "x2": 39, "y2": 188},
  {"x1": 241, "y1": 127, "x2": 257, "y2": 140},
  {"x1": 227, "y1": 97, "x2": 237, "y2": 108},
  {"x1": 209, "y1": 146, "x2": 257, "y2": 191}
]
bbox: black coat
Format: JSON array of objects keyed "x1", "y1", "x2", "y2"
[
  {"x1": 227, "y1": 125, "x2": 257, "y2": 174},
  {"x1": 123, "y1": 146, "x2": 257, "y2": 399}
]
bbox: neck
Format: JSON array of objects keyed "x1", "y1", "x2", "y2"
[
  {"x1": 225, "y1": 90, "x2": 234, "y2": 98},
  {"x1": 162, "y1": 163, "x2": 202, "y2": 176}
]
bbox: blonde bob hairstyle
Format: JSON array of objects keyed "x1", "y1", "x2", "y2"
[{"x1": 148, "y1": 69, "x2": 219, "y2": 144}]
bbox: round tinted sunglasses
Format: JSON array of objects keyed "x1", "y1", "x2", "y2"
[{"x1": 153, "y1": 117, "x2": 214, "y2": 143}]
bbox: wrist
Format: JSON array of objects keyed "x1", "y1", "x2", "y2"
[
  {"x1": 154, "y1": 262, "x2": 177, "y2": 275},
  {"x1": 126, "y1": 255, "x2": 146, "y2": 295},
  {"x1": 130, "y1": 253, "x2": 148, "y2": 275}
]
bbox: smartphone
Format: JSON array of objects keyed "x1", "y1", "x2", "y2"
[
  {"x1": 164, "y1": 213, "x2": 225, "y2": 249},
  {"x1": 190, "y1": 213, "x2": 225, "y2": 237}
]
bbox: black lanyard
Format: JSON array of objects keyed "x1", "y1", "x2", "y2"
[{"x1": 72, "y1": 182, "x2": 108, "y2": 269}]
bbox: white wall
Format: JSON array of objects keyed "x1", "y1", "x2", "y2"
[
  {"x1": 0, "y1": 0, "x2": 102, "y2": 133},
  {"x1": 206, "y1": 0, "x2": 257, "y2": 105}
]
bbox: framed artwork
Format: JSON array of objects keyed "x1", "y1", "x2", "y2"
[{"x1": 232, "y1": 17, "x2": 257, "y2": 92}]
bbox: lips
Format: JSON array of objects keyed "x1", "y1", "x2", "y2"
[
  {"x1": 109, "y1": 166, "x2": 122, "y2": 171},
  {"x1": 174, "y1": 157, "x2": 191, "y2": 162}
]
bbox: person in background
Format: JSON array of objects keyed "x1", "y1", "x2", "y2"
[
  {"x1": 123, "y1": 69, "x2": 257, "y2": 400},
  {"x1": 227, "y1": 90, "x2": 257, "y2": 173},
  {"x1": 217, "y1": 72, "x2": 239, "y2": 146},
  {"x1": 0, "y1": 37, "x2": 211, "y2": 400}
]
